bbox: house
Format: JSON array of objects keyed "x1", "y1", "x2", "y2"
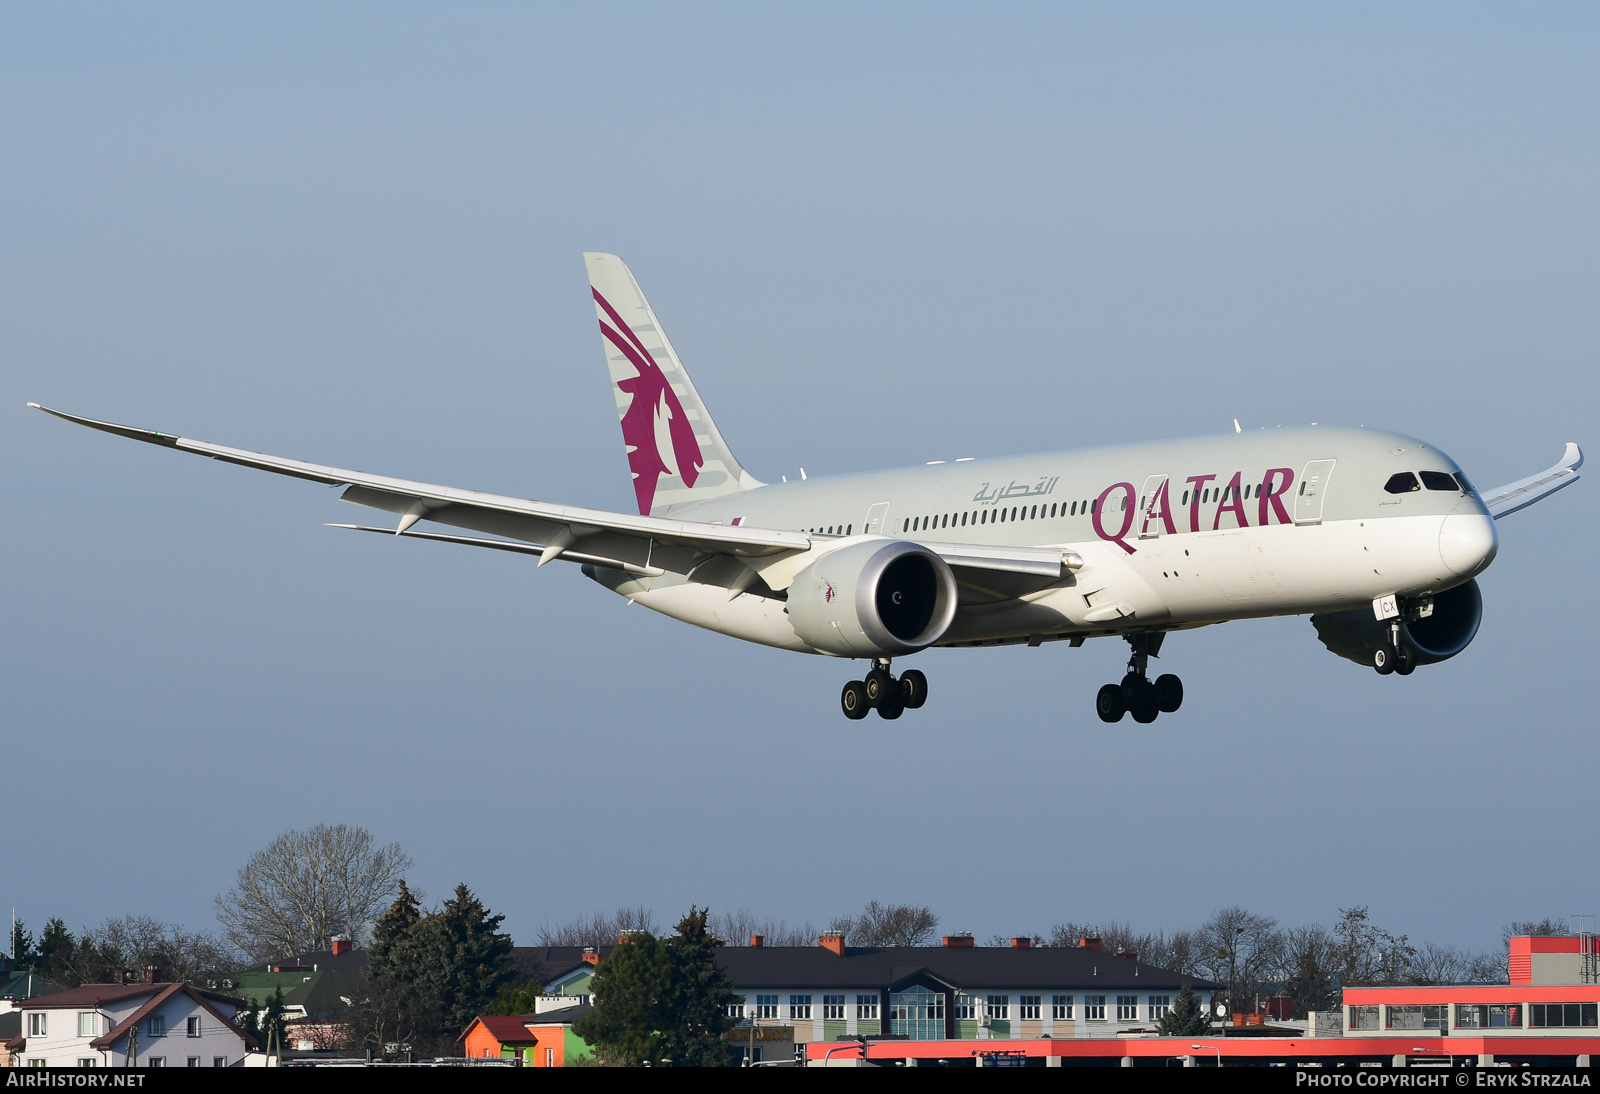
[
  {"x1": 10, "y1": 974, "x2": 256, "y2": 1067},
  {"x1": 459, "y1": 1000, "x2": 594, "y2": 1067}
]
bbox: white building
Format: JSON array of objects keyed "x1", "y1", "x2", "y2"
[{"x1": 12, "y1": 977, "x2": 256, "y2": 1067}]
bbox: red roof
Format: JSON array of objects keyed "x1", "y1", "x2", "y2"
[
  {"x1": 17, "y1": 983, "x2": 167, "y2": 1009},
  {"x1": 461, "y1": 1015, "x2": 537, "y2": 1045}
]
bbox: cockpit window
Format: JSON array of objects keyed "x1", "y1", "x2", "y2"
[
  {"x1": 1455, "y1": 472, "x2": 1474, "y2": 493},
  {"x1": 1384, "y1": 472, "x2": 1421, "y2": 494},
  {"x1": 1420, "y1": 471, "x2": 1460, "y2": 492}
]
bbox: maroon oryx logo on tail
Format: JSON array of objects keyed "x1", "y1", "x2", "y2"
[{"x1": 593, "y1": 288, "x2": 704, "y2": 514}]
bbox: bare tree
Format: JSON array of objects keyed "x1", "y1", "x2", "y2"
[
  {"x1": 710, "y1": 909, "x2": 819, "y2": 947},
  {"x1": 1045, "y1": 921, "x2": 1201, "y2": 975},
  {"x1": 215, "y1": 824, "x2": 412, "y2": 962},
  {"x1": 1193, "y1": 907, "x2": 1283, "y2": 1013},
  {"x1": 1330, "y1": 906, "x2": 1415, "y2": 987},
  {"x1": 60, "y1": 916, "x2": 238, "y2": 986},
  {"x1": 830, "y1": 901, "x2": 938, "y2": 947},
  {"x1": 536, "y1": 907, "x2": 658, "y2": 948},
  {"x1": 1409, "y1": 941, "x2": 1498, "y2": 986}
]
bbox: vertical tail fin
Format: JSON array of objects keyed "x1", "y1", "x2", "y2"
[{"x1": 583, "y1": 253, "x2": 761, "y2": 516}]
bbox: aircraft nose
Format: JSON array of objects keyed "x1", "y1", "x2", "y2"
[{"x1": 1439, "y1": 505, "x2": 1498, "y2": 576}]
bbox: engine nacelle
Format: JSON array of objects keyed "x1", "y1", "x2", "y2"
[
  {"x1": 786, "y1": 539, "x2": 958, "y2": 657},
  {"x1": 1311, "y1": 578, "x2": 1483, "y2": 668}
]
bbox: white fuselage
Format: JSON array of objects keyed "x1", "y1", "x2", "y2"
[{"x1": 593, "y1": 425, "x2": 1499, "y2": 656}]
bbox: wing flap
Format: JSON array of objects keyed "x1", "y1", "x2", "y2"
[{"x1": 1481, "y1": 442, "x2": 1583, "y2": 519}]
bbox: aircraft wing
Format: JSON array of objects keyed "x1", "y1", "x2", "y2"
[
  {"x1": 29, "y1": 404, "x2": 1079, "y2": 594},
  {"x1": 1481, "y1": 442, "x2": 1583, "y2": 519}
]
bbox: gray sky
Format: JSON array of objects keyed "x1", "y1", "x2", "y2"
[{"x1": 5, "y1": 3, "x2": 1597, "y2": 955}]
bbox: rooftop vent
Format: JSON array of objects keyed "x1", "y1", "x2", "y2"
[{"x1": 942, "y1": 934, "x2": 975, "y2": 948}]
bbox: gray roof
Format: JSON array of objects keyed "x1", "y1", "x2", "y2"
[{"x1": 713, "y1": 946, "x2": 1218, "y2": 992}]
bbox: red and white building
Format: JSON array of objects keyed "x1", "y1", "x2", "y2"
[{"x1": 8, "y1": 973, "x2": 256, "y2": 1068}]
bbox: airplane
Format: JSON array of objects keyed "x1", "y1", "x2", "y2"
[{"x1": 30, "y1": 253, "x2": 1583, "y2": 723}]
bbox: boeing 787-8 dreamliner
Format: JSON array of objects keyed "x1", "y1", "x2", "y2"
[{"x1": 31, "y1": 254, "x2": 1583, "y2": 723}]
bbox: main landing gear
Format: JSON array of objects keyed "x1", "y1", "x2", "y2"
[
  {"x1": 1097, "y1": 633, "x2": 1183, "y2": 724},
  {"x1": 1372, "y1": 623, "x2": 1416, "y2": 676},
  {"x1": 841, "y1": 660, "x2": 928, "y2": 720}
]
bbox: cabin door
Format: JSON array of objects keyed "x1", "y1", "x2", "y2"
[
  {"x1": 1294, "y1": 460, "x2": 1337, "y2": 525},
  {"x1": 1139, "y1": 474, "x2": 1171, "y2": 538},
  {"x1": 863, "y1": 501, "x2": 891, "y2": 535}
]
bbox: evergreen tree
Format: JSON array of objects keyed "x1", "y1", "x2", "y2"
[
  {"x1": 661, "y1": 907, "x2": 736, "y2": 1067},
  {"x1": 1156, "y1": 983, "x2": 1212, "y2": 1037},
  {"x1": 574, "y1": 931, "x2": 675, "y2": 1066},
  {"x1": 10, "y1": 920, "x2": 37, "y2": 968},
  {"x1": 37, "y1": 919, "x2": 75, "y2": 982},
  {"x1": 410, "y1": 884, "x2": 516, "y2": 1037},
  {"x1": 239, "y1": 985, "x2": 290, "y2": 1055},
  {"x1": 487, "y1": 979, "x2": 544, "y2": 1017},
  {"x1": 368, "y1": 880, "x2": 423, "y2": 980}
]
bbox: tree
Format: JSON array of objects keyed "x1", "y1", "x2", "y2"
[
  {"x1": 37, "y1": 919, "x2": 76, "y2": 982},
  {"x1": 409, "y1": 884, "x2": 516, "y2": 1037},
  {"x1": 487, "y1": 979, "x2": 544, "y2": 1017},
  {"x1": 536, "y1": 906, "x2": 657, "y2": 948},
  {"x1": 215, "y1": 824, "x2": 412, "y2": 961},
  {"x1": 574, "y1": 931, "x2": 676, "y2": 1065},
  {"x1": 10, "y1": 920, "x2": 37, "y2": 968},
  {"x1": 1157, "y1": 983, "x2": 1211, "y2": 1036},
  {"x1": 368, "y1": 881, "x2": 424, "y2": 980},
  {"x1": 1330, "y1": 906, "x2": 1414, "y2": 987},
  {"x1": 660, "y1": 907, "x2": 736, "y2": 1066},
  {"x1": 238, "y1": 985, "x2": 289, "y2": 1056},
  {"x1": 1194, "y1": 907, "x2": 1283, "y2": 1015},
  {"x1": 709, "y1": 909, "x2": 818, "y2": 948},
  {"x1": 829, "y1": 901, "x2": 939, "y2": 947},
  {"x1": 1282, "y1": 927, "x2": 1337, "y2": 1016}
]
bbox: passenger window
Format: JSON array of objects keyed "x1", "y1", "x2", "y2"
[
  {"x1": 1384, "y1": 472, "x2": 1421, "y2": 494},
  {"x1": 1030, "y1": 505, "x2": 1037, "y2": 519},
  {"x1": 1070, "y1": 501, "x2": 1077, "y2": 515},
  {"x1": 1420, "y1": 471, "x2": 1458, "y2": 492}
]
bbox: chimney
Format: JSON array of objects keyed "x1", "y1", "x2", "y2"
[
  {"x1": 1078, "y1": 936, "x2": 1102, "y2": 952},
  {"x1": 819, "y1": 932, "x2": 846, "y2": 956},
  {"x1": 116, "y1": 970, "x2": 131, "y2": 985},
  {"x1": 143, "y1": 966, "x2": 159, "y2": 984},
  {"x1": 942, "y1": 934, "x2": 975, "y2": 948},
  {"x1": 582, "y1": 946, "x2": 600, "y2": 966},
  {"x1": 749, "y1": 935, "x2": 765, "y2": 947},
  {"x1": 1117, "y1": 950, "x2": 1138, "y2": 962},
  {"x1": 1010, "y1": 937, "x2": 1032, "y2": 949},
  {"x1": 331, "y1": 938, "x2": 352, "y2": 956}
]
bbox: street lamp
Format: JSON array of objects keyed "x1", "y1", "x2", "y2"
[
  {"x1": 1192, "y1": 1043, "x2": 1222, "y2": 1068},
  {"x1": 1413, "y1": 1046, "x2": 1455, "y2": 1067}
]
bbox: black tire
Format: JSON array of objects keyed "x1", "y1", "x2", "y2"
[
  {"x1": 841, "y1": 680, "x2": 870, "y2": 720},
  {"x1": 1096, "y1": 683, "x2": 1126, "y2": 723},
  {"x1": 877, "y1": 693, "x2": 905, "y2": 720},
  {"x1": 1395, "y1": 645, "x2": 1416, "y2": 675},
  {"x1": 863, "y1": 669, "x2": 894, "y2": 707},
  {"x1": 900, "y1": 669, "x2": 928, "y2": 709},
  {"x1": 1374, "y1": 645, "x2": 1396, "y2": 675},
  {"x1": 1154, "y1": 674, "x2": 1183, "y2": 713}
]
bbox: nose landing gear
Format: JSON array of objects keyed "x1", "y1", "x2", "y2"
[
  {"x1": 1372, "y1": 624, "x2": 1417, "y2": 676},
  {"x1": 1097, "y1": 633, "x2": 1182, "y2": 724},
  {"x1": 841, "y1": 661, "x2": 928, "y2": 720}
]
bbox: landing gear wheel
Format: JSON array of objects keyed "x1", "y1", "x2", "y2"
[
  {"x1": 841, "y1": 680, "x2": 870, "y2": 720},
  {"x1": 1394, "y1": 645, "x2": 1416, "y2": 675},
  {"x1": 1129, "y1": 687, "x2": 1160, "y2": 723},
  {"x1": 877, "y1": 692, "x2": 905, "y2": 719},
  {"x1": 900, "y1": 669, "x2": 928, "y2": 709},
  {"x1": 863, "y1": 669, "x2": 895, "y2": 707},
  {"x1": 1096, "y1": 683, "x2": 1126, "y2": 723},
  {"x1": 1154, "y1": 674, "x2": 1184, "y2": 713},
  {"x1": 1373, "y1": 645, "x2": 1396, "y2": 675}
]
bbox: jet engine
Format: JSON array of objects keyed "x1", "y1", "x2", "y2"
[
  {"x1": 1311, "y1": 578, "x2": 1483, "y2": 669},
  {"x1": 786, "y1": 539, "x2": 958, "y2": 657}
]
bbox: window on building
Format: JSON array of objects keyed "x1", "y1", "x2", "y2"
[
  {"x1": 27, "y1": 1060, "x2": 45, "y2": 1068},
  {"x1": 790, "y1": 995, "x2": 813, "y2": 1021},
  {"x1": 1531, "y1": 1003, "x2": 1599, "y2": 1028},
  {"x1": 187, "y1": 1016, "x2": 202, "y2": 1038},
  {"x1": 1149, "y1": 996, "x2": 1171, "y2": 1020},
  {"x1": 544, "y1": 1049, "x2": 553, "y2": 1068},
  {"x1": 148, "y1": 1015, "x2": 166, "y2": 1039},
  {"x1": 28, "y1": 1014, "x2": 46, "y2": 1037},
  {"x1": 78, "y1": 1012, "x2": 98, "y2": 1037},
  {"x1": 822, "y1": 996, "x2": 845, "y2": 1020},
  {"x1": 1116, "y1": 996, "x2": 1138, "y2": 1022},
  {"x1": 1456, "y1": 1004, "x2": 1521, "y2": 1029},
  {"x1": 1385, "y1": 1004, "x2": 1449, "y2": 1030},
  {"x1": 889, "y1": 987, "x2": 945, "y2": 1040},
  {"x1": 1052, "y1": 996, "x2": 1073, "y2": 1021},
  {"x1": 148, "y1": 1058, "x2": 165, "y2": 1067},
  {"x1": 77, "y1": 1060, "x2": 96, "y2": 1068},
  {"x1": 856, "y1": 995, "x2": 878, "y2": 1021},
  {"x1": 187, "y1": 1058, "x2": 200, "y2": 1067},
  {"x1": 985, "y1": 995, "x2": 1009, "y2": 1020},
  {"x1": 1084, "y1": 996, "x2": 1106, "y2": 1021},
  {"x1": 725, "y1": 1001, "x2": 745, "y2": 1019},
  {"x1": 956, "y1": 995, "x2": 976, "y2": 1021},
  {"x1": 755, "y1": 995, "x2": 778, "y2": 1020},
  {"x1": 1019, "y1": 996, "x2": 1041, "y2": 1021},
  {"x1": 1349, "y1": 1005, "x2": 1380, "y2": 1030}
]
